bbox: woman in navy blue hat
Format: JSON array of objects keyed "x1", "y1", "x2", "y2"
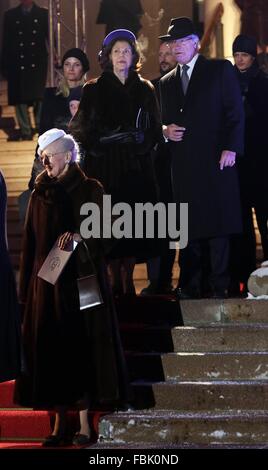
[{"x1": 70, "y1": 29, "x2": 161, "y2": 296}]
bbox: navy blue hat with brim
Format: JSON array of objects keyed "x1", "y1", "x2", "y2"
[
  {"x1": 159, "y1": 17, "x2": 198, "y2": 41},
  {"x1": 103, "y1": 29, "x2": 136, "y2": 47}
]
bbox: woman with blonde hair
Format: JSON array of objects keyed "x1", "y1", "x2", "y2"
[{"x1": 28, "y1": 48, "x2": 90, "y2": 190}]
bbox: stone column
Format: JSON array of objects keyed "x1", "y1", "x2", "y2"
[{"x1": 204, "y1": 0, "x2": 241, "y2": 59}]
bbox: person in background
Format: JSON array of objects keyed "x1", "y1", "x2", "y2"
[
  {"x1": 141, "y1": 41, "x2": 177, "y2": 295},
  {"x1": 0, "y1": 171, "x2": 21, "y2": 383},
  {"x1": 96, "y1": 0, "x2": 144, "y2": 36},
  {"x1": 14, "y1": 129, "x2": 129, "y2": 446},
  {"x1": 28, "y1": 47, "x2": 89, "y2": 190},
  {"x1": 70, "y1": 29, "x2": 161, "y2": 296},
  {"x1": 234, "y1": 0, "x2": 268, "y2": 53},
  {"x1": 1, "y1": 0, "x2": 48, "y2": 141},
  {"x1": 230, "y1": 34, "x2": 268, "y2": 295},
  {"x1": 159, "y1": 17, "x2": 244, "y2": 299}
]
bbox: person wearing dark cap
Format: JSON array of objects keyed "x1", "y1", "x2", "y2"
[
  {"x1": 27, "y1": 47, "x2": 89, "y2": 191},
  {"x1": 159, "y1": 17, "x2": 244, "y2": 299},
  {"x1": 70, "y1": 29, "x2": 161, "y2": 296},
  {"x1": 229, "y1": 34, "x2": 268, "y2": 294}
]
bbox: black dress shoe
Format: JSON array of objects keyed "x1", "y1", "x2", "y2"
[
  {"x1": 21, "y1": 134, "x2": 33, "y2": 141},
  {"x1": 72, "y1": 432, "x2": 91, "y2": 446},
  {"x1": 42, "y1": 434, "x2": 66, "y2": 447},
  {"x1": 7, "y1": 134, "x2": 21, "y2": 142},
  {"x1": 211, "y1": 289, "x2": 228, "y2": 299},
  {"x1": 174, "y1": 287, "x2": 201, "y2": 299},
  {"x1": 140, "y1": 282, "x2": 158, "y2": 296},
  {"x1": 157, "y1": 283, "x2": 174, "y2": 295}
]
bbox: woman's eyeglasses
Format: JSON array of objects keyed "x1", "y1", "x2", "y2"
[{"x1": 39, "y1": 151, "x2": 65, "y2": 162}]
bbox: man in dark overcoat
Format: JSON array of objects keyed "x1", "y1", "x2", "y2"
[
  {"x1": 159, "y1": 17, "x2": 244, "y2": 298},
  {"x1": 141, "y1": 41, "x2": 177, "y2": 295},
  {"x1": 1, "y1": 0, "x2": 48, "y2": 140}
]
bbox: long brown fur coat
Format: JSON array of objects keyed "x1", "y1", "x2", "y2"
[{"x1": 15, "y1": 163, "x2": 129, "y2": 409}]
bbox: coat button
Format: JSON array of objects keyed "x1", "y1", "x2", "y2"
[{"x1": 21, "y1": 66, "x2": 25, "y2": 70}]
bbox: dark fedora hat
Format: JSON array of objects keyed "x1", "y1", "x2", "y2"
[{"x1": 159, "y1": 17, "x2": 197, "y2": 41}]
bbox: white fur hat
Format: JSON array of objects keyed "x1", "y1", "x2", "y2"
[{"x1": 37, "y1": 128, "x2": 66, "y2": 156}]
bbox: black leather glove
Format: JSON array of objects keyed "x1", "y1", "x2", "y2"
[{"x1": 100, "y1": 130, "x2": 145, "y2": 145}]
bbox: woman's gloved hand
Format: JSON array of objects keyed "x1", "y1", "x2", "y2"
[{"x1": 100, "y1": 130, "x2": 144, "y2": 145}]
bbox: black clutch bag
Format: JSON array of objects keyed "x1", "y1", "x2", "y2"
[{"x1": 77, "y1": 242, "x2": 104, "y2": 310}]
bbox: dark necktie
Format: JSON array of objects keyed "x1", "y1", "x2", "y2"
[{"x1": 181, "y1": 64, "x2": 190, "y2": 95}]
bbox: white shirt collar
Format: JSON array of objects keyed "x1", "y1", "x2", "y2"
[{"x1": 179, "y1": 53, "x2": 199, "y2": 80}]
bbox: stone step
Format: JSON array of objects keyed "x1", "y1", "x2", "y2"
[
  {"x1": 5, "y1": 178, "x2": 29, "y2": 193},
  {"x1": 0, "y1": 141, "x2": 36, "y2": 151},
  {"x1": 0, "y1": 153, "x2": 35, "y2": 165},
  {"x1": 127, "y1": 352, "x2": 268, "y2": 382},
  {"x1": 118, "y1": 298, "x2": 268, "y2": 327},
  {"x1": 132, "y1": 381, "x2": 268, "y2": 410},
  {"x1": 0, "y1": 105, "x2": 17, "y2": 116},
  {"x1": 7, "y1": 196, "x2": 19, "y2": 208},
  {"x1": 98, "y1": 410, "x2": 268, "y2": 447},
  {"x1": 181, "y1": 299, "x2": 268, "y2": 325},
  {"x1": 7, "y1": 221, "x2": 23, "y2": 236},
  {"x1": 115, "y1": 295, "x2": 184, "y2": 327},
  {"x1": 1, "y1": 164, "x2": 32, "y2": 179},
  {"x1": 10, "y1": 253, "x2": 20, "y2": 269},
  {"x1": 7, "y1": 208, "x2": 21, "y2": 223},
  {"x1": 7, "y1": 236, "x2": 22, "y2": 253},
  {"x1": 0, "y1": 119, "x2": 16, "y2": 131},
  {"x1": 121, "y1": 324, "x2": 268, "y2": 353}
]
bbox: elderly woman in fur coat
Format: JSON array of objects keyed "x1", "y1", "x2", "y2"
[
  {"x1": 70, "y1": 29, "x2": 162, "y2": 296},
  {"x1": 14, "y1": 129, "x2": 129, "y2": 447}
]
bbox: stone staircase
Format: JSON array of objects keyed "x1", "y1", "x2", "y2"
[
  {"x1": 0, "y1": 80, "x2": 38, "y2": 269},
  {"x1": 96, "y1": 298, "x2": 268, "y2": 448}
]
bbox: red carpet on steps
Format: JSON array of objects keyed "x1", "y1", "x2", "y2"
[{"x1": 0, "y1": 380, "x2": 101, "y2": 449}]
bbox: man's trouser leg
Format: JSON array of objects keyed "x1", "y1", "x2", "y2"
[{"x1": 15, "y1": 104, "x2": 31, "y2": 138}]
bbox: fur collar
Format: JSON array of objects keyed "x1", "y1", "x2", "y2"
[{"x1": 34, "y1": 162, "x2": 86, "y2": 197}]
